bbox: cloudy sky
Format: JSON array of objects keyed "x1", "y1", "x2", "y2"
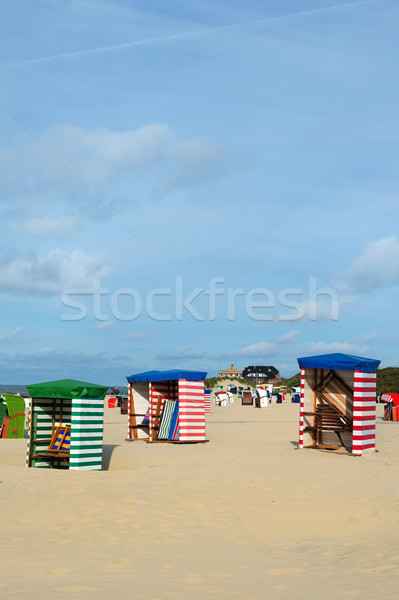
[{"x1": 0, "y1": 0, "x2": 398, "y2": 385}]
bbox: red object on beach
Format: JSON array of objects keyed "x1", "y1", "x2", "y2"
[
  {"x1": 382, "y1": 393, "x2": 399, "y2": 406},
  {"x1": 108, "y1": 397, "x2": 117, "y2": 408},
  {"x1": 392, "y1": 406, "x2": 399, "y2": 421}
]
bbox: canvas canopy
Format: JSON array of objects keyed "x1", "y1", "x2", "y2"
[
  {"x1": 26, "y1": 379, "x2": 109, "y2": 400},
  {"x1": 297, "y1": 353, "x2": 380, "y2": 374},
  {"x1": 126, "y1": 369, "x2": 207, "y2": 383}
]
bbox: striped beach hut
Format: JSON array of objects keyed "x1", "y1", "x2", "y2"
[
  {"x1": 26, "y1": 379, "x2": 108, "y2": 470},
  {"x1": 204, "y1": 389, "x2": 212, "y2": 414},
  {"x1": 126, "y1": 369, "x2": 207, "y2": 443},
  {"x1": 297, "y1": 353, "x2": 380, "y2": 455}
]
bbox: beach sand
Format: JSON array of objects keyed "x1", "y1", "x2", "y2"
[{"x1": 1, "y1": 399, "x2": 399, "y2": 599}]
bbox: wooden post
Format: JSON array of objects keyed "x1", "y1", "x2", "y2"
[
  {"x1": 27, "y1": 398, "x2": 34, "y2": 467},
  {"x1": 52, "y1": 399, "x2": 56, "y2": 436},
  {"x1": 312, "y1": 369, "x2": 318, "y2": 447},
  {"x1": 152, "y1": 393, "x2": 163, "y2": 441},
  {"x1": 130, "y1": 386, "x2": 138, "y2": 440}
]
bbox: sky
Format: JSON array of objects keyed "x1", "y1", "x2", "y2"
[{"x1": 0, "y1": 0, "x2": 398, "y2": 386}]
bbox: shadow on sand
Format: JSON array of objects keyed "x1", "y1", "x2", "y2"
[{"x1": 102, "y1": 444, "x2": 121, "y2": 470}]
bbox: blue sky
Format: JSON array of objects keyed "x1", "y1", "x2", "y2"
[{"x1": 0, "y1": 0, "x2": 398, "y2": 385}]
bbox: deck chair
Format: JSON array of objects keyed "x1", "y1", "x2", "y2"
[
  {"x1": 32, "y1": 425, "x2": 71, "y2": 465},
  {"x1": 47, "y1": 425, "x2": 71, "y2": 455}
]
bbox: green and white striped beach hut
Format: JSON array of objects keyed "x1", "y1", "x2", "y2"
[{"x1": 26, "y1": 379, "x2": 108, "y2": 471}]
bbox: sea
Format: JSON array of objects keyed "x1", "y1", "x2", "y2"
[
  {"x1": 0, "y1": 384, "x2": 29, "y2": 397},
  {"x1": 0, "y1": 385, "x2": 128, "y2": 398}
]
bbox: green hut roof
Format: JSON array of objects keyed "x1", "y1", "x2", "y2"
[{"x1": 26, "y1": 379, "x2": 108, "y2": 400}]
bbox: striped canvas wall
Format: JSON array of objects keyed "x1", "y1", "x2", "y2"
[
  {"x1": 26, "y1": 398, "x2": 72, "y2": 469},
  {"x1": 126, "y1": 383, "x2": 131, "y2": 440},
  {"x1": 69, "y1": 397, "x2": 104, "y2": 470},
  {"x1": 352, "y1": 371, "x2": 377, "y2": 455},
  {"x1": 149, "y1": 381, "x2": 176, "y2": 441},
  {"x1": 299, "y1": 369, "x2": 305, "y2": 448},
  {"x1": 204, "y1": 389, "x2": 212, "y2": 415},
  {"x1": 178, "y1": 380, "x2": 205, "y2": 442}
]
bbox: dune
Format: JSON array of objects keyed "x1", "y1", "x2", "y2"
[{"x1": 0, "y1": 399, "x2": 398, "y2": 599}]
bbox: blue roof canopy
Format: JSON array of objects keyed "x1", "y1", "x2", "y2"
[
  {"x1": 297, "y1": 353, "x2": 380, "y2": 374},
  {"x1": 126, "y1": 369, "x2": 207, "y2": 383}
]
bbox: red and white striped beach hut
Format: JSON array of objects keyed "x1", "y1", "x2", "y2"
[
  {"x1": 204, "y1": 389, "x2": 212, "y2": 415},
  {"x1": 126, "y1": 369, "x2": 207, "y2": 443},
  {"x1": 297, "y1": 353, "x2": 380, "y2": 455}
]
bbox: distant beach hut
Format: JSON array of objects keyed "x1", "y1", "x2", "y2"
[
  {"x1": 0, "y1": 393, "x2": 26, "y2": 438},
  {"x1": 204, "y1": 389, "x2": 212, "y2": 414},
  {"x1": 126, "y1": 369, "x2": 207, "y2": 443},
  {"x1": 26, "y1": 379, "x2": 108, "y2": 470},
  {"x1": 255, "y1": 384, "x2": 273, "y2": 408},
  {"x1": 215, "y1": 391, "x2": 230, "y2": 407},
  {"x1": 242, "y1": 389, "x2": 253, "y2": 405},
  {"x1": 297, "y1": 353, "x2": 380, "y2": 455}
]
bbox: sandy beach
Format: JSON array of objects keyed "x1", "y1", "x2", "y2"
[{"x1": 1, "y1": 398, "x2": 399, "y2": 599}]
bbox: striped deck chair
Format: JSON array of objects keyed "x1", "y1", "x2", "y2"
[
  {"x1": 158, "y1": 401, "x2": 176, "y2": 440},
  {"x1": 168, "y1": 401, "x2": 179, "y2": 441},
  {"x1": 48, "y1": 425, "x2": 71, "y2": 455}
]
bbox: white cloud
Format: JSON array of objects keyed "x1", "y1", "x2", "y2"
[
  {"x1": 0, "y1": 248, "x2": 111, "y2": 294},
  {"x1": 0, "y1": 347, "x2": 131, "y2": 384},
  {"x1": 160, "y1": 137, "x2": 232, "y2": 193},
  {"x1": 0, "y1": 124, "x2": 232, "y2": 212},
  {"x1": 123, "y1": 330, "x2": 151, "y2": 340},
  {"x1": 43, "y1": 123, "x2": 175, "y2": 179},
  {"x1": 93, "y1": 320, "x2": 115, "y2": 331},
  {"x1": 10, "y1": 216, "x2": 81, "y2": 237},
  {"x1": 334, "y1": 236, "x2": 399, "y2": 294},
  {"x1": 156, "y1": 346, "x2": 208, "y2": 361},
  {"x1": 357, "y1": 331, "x2": 378, "y2": 343},
  {"x1": 306, "y1": 341, "x2": 369, "y2": 355},
  {"x1": 0, "y1": 326, "x2": 24, "y2": 343},
  {"x1": 289, "y1": 237, "x2": 399, "y2": 321},
  {"x1": 277, "y1": 330, "x2": 300, "y2": 344},
  {"x1": 239, "y1": 331, "x2": 300, "y2": 358},
  {"x1": 240, "y1": 342, "x2": 275, "y2": 356}
]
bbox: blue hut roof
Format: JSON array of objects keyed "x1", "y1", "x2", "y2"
[
  {"x1": 297, "y1": 353, "x2": 380, "y2": 374},
  {"x1": 126, "y1": 369, "x2": 207, "y2": 383}
]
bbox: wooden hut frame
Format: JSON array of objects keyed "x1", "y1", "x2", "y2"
[
  {"x1": 298, "y1": 353, "x2": 380, "y2": 455},
  {"x1": 26, "y1": 379, "x2": 108, "y2": 470},
  {"x1": 126, "y1": 370, "x2": 207, "y2": 443}
]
